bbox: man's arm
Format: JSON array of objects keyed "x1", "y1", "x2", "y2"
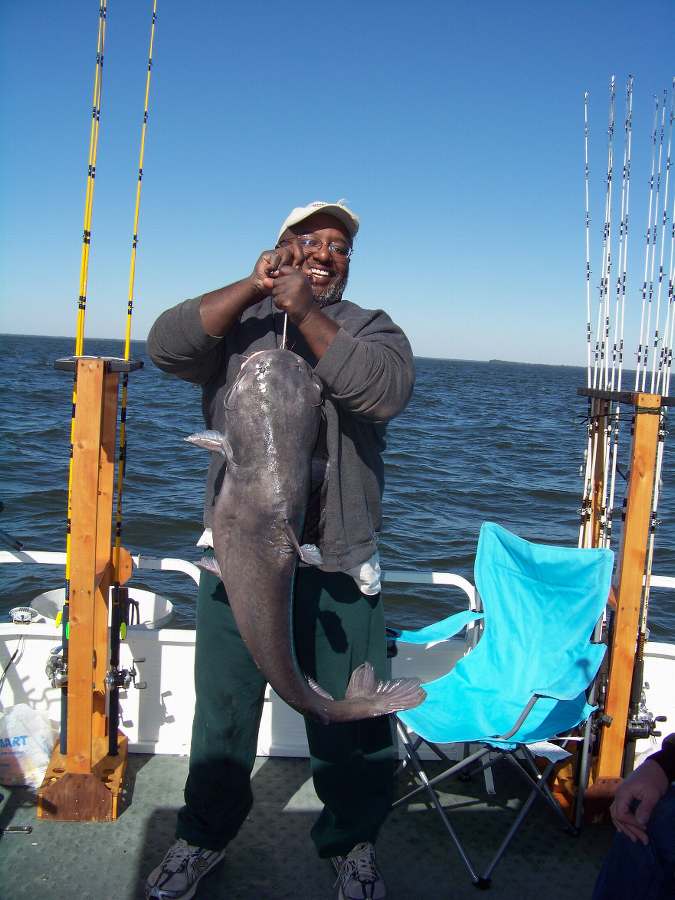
[
  {"x1": 200, "y1": 244, "x2": 304, "y2": 337},
  {"x1": 147, "y1": 245, "x2": 304, "y2": 384},
  {"x1": 313, "y1": 307, "x2": 415, "y2": 424},
  {"x1": 610, "y1": 733, "x2": 675, "y2": 845}
]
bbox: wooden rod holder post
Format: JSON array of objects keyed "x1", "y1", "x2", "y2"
[
  {"x1": 580, "y1": 391, "x2": 664, "y2": 820},
  {"x1": 38, "y1": 358, "x2": 131, "y2": 822}
]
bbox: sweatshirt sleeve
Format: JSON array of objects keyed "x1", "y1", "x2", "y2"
[
  {"x1": 146, "y1": 296, "x2": 225, "y2": 385},
  {"x1": 648, "y1": 732, "x2": 675, "y2": 782},
  {"x1": 313, "y1": 307, "x2": 415, "y2": 424}
]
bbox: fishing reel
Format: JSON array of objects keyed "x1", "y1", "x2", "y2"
[
  {"x1": 626, "y1": 682, "x2": 667, "y2": 741},
  {"x1": 46, "y1": 645, "x2": 68, "y2": 688},
  {"x1": 105, "y1": 658, "x2": 147, "y2": 691}
]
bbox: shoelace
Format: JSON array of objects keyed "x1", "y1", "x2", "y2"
[
  {"x1": 163, "y1": 841, "x2": 192, "y2": 873},
  {"x1": 334, "y1": 844, "x2": 378, "y2": 888}
]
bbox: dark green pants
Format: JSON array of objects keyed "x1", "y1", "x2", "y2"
[{"x1": 176, "y1": 565, "x2": 395, "y2": 857}]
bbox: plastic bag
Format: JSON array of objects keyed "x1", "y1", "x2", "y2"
[{"x1": 0, "y1": 704, "x2": 57, "y2": 790}]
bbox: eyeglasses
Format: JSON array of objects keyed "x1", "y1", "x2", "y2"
[{"x1": 277, "y1": 237, "x2": 353, "y2": 259}]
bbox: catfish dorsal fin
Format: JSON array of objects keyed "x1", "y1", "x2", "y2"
[
  {"x1": 344, "y1": 662, "x2": 377, "y2": 698},
  {"x1": 307, "y1": 676, "x2": 334, "y2": 701},
  {"x1": 344, "y1": 664, "x2": 427, "y2": 713},
  {"x1": 185, "y1": 430, "x2": 233, "y2": 461}
]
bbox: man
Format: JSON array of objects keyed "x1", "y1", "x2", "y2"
[
  {"x1": 592, "y1": 732, "x2": 675, "y2": 899},
  {"x1": 145, "y1": 200, "x2": 415, "y2": 900}
]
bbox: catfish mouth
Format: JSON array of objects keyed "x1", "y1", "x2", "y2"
[
  {"x1": 239, "y1": 348, "x2": 306, "y2": 375},
  {"x1": 225, "y1": 349, "x2": 320, "y2": 409}
]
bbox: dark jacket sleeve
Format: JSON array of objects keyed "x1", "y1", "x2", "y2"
[
  {"x1": 648, "y1": 732, "x2": 675, "y2": 782},
  {"x1": 314, "y1": 305, "x2": 415, "y2": 424},
  {"x1": 146, "y1": 296, "x2": 224, "y2": 385}
]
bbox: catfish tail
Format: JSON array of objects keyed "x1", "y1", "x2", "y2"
[{"x1": 307, "y1": 662, "x2": 426, "y2": 721}]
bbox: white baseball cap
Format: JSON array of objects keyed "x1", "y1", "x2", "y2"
[{"x1": 277, "y1": 199, "x2": 360, "y2": 242}]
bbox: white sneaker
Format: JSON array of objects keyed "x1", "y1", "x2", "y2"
[
  {"x1": 145, "y1": 838, "x2": 226, "y2": 900},
  {"x1": 332, "y1": 842, "x2": 386, "y2": 900}
]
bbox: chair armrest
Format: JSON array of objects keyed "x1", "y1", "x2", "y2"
[
  {"x1": 389, "y1": 609, "x2": 484, "y2": 646},
  {"x1": 490, "y1": 695, "x2": 540, "y2": 741},
  {"x1": 492, "y1": 646, "x2": 605, "y2": 742}
]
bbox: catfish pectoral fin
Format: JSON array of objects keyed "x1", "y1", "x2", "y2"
[
  {"x1": 185, "y1": 430, "x2": 233, "y2": 460},
  {"x1": 197, "y1": 555, "x2": 223, "y2": 580},
  {"x1": 345, "y1": 663, "x2": 427, "y2": 715}
]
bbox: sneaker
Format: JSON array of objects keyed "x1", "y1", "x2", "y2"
[
  {"x1": 331, "y1": 842, "x2": 386, "y2": 900},
  {"x1": 145, "y1": 838, "x2": 226, "y2": 900}
]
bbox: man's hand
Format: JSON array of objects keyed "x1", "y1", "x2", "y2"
[
  {"x1": 251, "y1": 244, "x2": 305, "y2": 296},
  {"x1": 270, "y1": 265, "x2": 316, "y2": 325},
  {"x1": 199, "y1": 244, "x2": 306, "y2": 338},
  {"x1": 610, "y1": 759, "x2": 669, "y2": 845}
]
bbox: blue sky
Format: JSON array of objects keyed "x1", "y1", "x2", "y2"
[{"x1": 1, "y1": 1, "x2": 672, "y2": 364}]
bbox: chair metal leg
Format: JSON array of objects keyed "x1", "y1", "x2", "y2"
[
  {"x1": 395, "y1": 726, "x2": 582, "y2": 887},
  {"x1": 394, "y1": 725, "x2": 493, "y2": 807},
  {"x1": 505, "y1": 750, "x2": 577, "y2": 833},
  {"x1": 395, "y1": 722, "x2": 485, "y2": 886},
  {"x1": 519, "y1": 747, "x2": 578, "y2": 831},
  {"x1": 481, "y1": 774, "x2": 542, "y2": 881}
]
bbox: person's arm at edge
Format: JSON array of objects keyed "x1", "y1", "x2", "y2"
[
  {"x1": 648, "y1": 732, "x2": 675, "y2": 782},
  {"x1": 609, "y1": 733, "x2": 674, "y2": 845}
]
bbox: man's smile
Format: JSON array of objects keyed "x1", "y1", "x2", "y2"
[{"x1": 305, "y1": 264, "x2": 333, "y2": 285}]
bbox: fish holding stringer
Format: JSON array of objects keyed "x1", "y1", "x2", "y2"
[{"x1": 185, "y1": 348, "x2": 426, "y2": 724}]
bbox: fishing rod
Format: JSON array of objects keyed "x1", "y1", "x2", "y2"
[
  {"x1": 609, "y1": 76, "x2": 634, "y2": 393},
  {"x1": 59, "y1": 0, "x2": 108, "y2": 754},
  {"x1": 635, "y1": 95, "x2": 663, "y2": 389},
  {"x1": 640, "y1": 91, "x2": 668, "y2": 391},
  {"x1": 596, "y1": 75, "x2": 616, "y2": 393},
  {"x1": 663, "y1": 194, "x2": 675, "y2": 395},
  {"x1": 579, "y1": 89, "x2": 594, "y2": 545},
  {"x1": 584, "y1": 92, "x2": 593, "y2": 390},
  {"x1": 650, "y1": 84, "x2": 674, "y2": 394},
  {"x1": 580, "y1": 84, "x2": 606, "y2": 545},
  {"x1": 581, "y1": 78, "x2": 619, "y2": 548},
  {"x1": 108, "y1": 0, "x2": 158, "y2": 758},
  {"x1": 604, "y1": 77, "x2": 634, "y2": 547}
]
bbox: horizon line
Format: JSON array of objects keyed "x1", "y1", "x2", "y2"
[{"x1": 1, "y1": 331, "x2": 588, "y2": 370}]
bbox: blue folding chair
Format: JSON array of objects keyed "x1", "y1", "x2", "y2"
[{"x1": 391, "y1": 522, "x2": 614, "y2": 888}]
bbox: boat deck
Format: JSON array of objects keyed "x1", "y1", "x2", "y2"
[{"x1": 0, "y1": 753, "x2": 614, "y2": 900}]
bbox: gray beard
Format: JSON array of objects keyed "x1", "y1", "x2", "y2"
[{"x1": 312, "y1": 274, "x2": 347, "y2": 308}]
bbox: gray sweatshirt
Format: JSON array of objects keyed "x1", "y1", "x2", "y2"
[{"x1": 147, "y1": 294, "x2": 415, "y2": 572}]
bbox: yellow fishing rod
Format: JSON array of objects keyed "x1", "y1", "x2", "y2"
[
  {"x1": 59, "y1": 0, "x2": 108, "y2": 754},
  {"x1": 74, "y1": 0, "x2": 107, "y2": 356},
  {"x1": 109, "y1": 0, "x2": 159, "y2": 756}
]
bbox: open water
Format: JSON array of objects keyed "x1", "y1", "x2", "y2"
[{"x1": 1, "y1": 334, "x2": 674, "y2": 640}]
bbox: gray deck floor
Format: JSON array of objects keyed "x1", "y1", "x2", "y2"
[{"x1": 0, "y1": 754, "x2": 614, "y2": 900}]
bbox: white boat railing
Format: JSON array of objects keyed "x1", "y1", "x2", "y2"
[
  {"x1": 0, "y1": 549, "x2": 475, "y2": 589},
  {"x1": 1, "y1": 549, "x2": 672, "y2": 600},
  {"x1": 0, "y1": 549, "x2": 202, "y2": 587}
]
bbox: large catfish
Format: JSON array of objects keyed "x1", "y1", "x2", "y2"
[{"x1": 186, "y1": 348, "x2": 425, "y2": 724}]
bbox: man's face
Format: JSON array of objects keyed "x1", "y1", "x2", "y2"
[{"x1": 278, "y1": 212, "x2": 351, "y2": 307}]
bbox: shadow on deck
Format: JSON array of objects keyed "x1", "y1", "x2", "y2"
[{"x1": 0, "y1": 754, "x2": 614, "y2": 899}]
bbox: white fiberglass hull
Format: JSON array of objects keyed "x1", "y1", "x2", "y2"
[{"x1": 1, "y1": 552, "x2": 673, "y2": 765}]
